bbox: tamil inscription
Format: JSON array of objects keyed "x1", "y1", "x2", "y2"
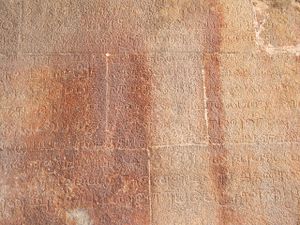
[{"x1": 0, "y1": 0, "x2": 299, "y2": 225}]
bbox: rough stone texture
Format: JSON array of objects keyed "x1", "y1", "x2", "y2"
[{"x1": 0, "y1": 0, "x2": 299, "y2": 225}]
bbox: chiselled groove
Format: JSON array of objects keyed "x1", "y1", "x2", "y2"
[
  {"x1": 202, "y1": 68, "x2": 210, "y2": 141},
  {"x1": 104, "y1": 52, "x2": 111, "y2": 147},
  {"x1": 150, "y1": 141, "x2": 300, "y2": 149},
  {"x1": 147, "y1": 145, "x2": 152, "y2": 225},
  {"x1": 9, "y1": 51, "x2": 251, "y2": 56},
  {"x1": 16, "y1": 1, "x2": 24, "y2": 56}
]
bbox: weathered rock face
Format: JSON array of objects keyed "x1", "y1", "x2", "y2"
[{"x1": 0, "y1": 0, "x2": 299, "y2": 225}]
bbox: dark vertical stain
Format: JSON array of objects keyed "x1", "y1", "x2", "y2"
[
  {"x1": 107, "y1": 49, "x2": 152, "y2": 224},
  {"x1": 203, "y1": 1, "x2": 234, "y2": 225},
  {"x1": 109, "y1": 53, "x2": 152, "y2": 149}
]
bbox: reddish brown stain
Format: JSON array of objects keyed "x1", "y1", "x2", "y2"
[
  {"x1": 106, "y1": 49, "x2": 152, "y2": 224},
  {"x1": 108, "y1": 53, "x2": 152, "y2": 151},
  {"x1": 0, "y1": 18, "x2": 153, "y2": 225},
  {"x1": 14, "y1": 63, "x2": 151, "y2": 224},
  {"x1": 203, "y1": 1, "x2": 236, "y2": 225}
]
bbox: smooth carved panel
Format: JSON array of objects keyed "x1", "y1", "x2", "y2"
[{"x1": 0, "y1": 0, "x2": 299, "y2": 225}]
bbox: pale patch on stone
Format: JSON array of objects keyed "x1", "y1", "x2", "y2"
[
  {"x1": 251, "y1": 0, "x2": 300, "y2": 55},
  {"x1": 159, "y1": 0, "x2": 191, "y2": 21},
  {"x1": 66, "y1": 209, "x2": 93, "y2": 225}
]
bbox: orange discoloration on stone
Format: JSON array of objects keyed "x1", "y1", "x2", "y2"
[
  {"x1": 203, "y1": 1, "x2": 238, "y2": 225},
  {"x1": 4, "y1": 1, "x2": 300, "y2": 224},
  {"x1": 1, "y1": 32, "x2": 152, "y2": 225},
  {"x1": 105, "y1": 49, "x2": 152, "y2": 224},
  {"x1": 109, "y1": 54, "x2": 152, "y2": 149}
]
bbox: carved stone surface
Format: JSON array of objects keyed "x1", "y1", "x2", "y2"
[{"x1": 0, "y1": 0, "x2": 299, "y2": 225}]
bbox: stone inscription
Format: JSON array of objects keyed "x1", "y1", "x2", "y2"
[{"x1": 0, "y1": 0, "x2": 299, "y2": 225}]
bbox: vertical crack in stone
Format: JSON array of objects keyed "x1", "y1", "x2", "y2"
[
  {"x1": 202, "y1": 68, "x2": 210, "y2": 140},
  {"x1": 104, "y1": 52, "x2": 111, "y2": 148},
  {"x1": 147, "y1": 144, "x2": 152, "y2": 225}
]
